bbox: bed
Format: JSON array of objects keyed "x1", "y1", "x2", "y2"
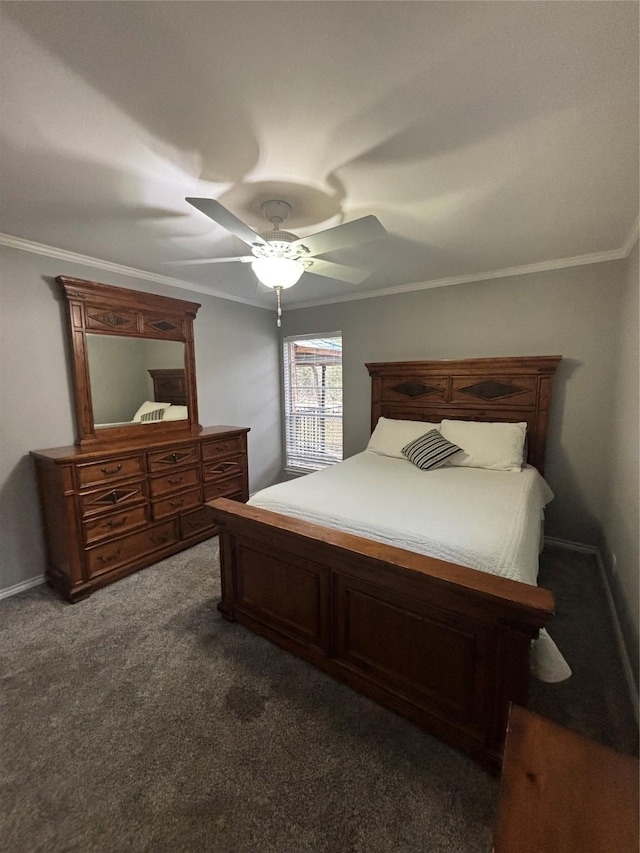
[
  {"x1": 209, "y1": 356, "x2": 562, "y2": 770},
  {"x1": 96, "y1": 373, "x2": 189, "y2": 428}
]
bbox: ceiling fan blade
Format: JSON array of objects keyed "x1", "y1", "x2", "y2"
[
  {"x1": 162, "y1": 256, "x2": 253, "y2": 267},
  {"x1": 185, "y1": 198, "x2": 268, "y2": 247},
  {"x1": 304, "y1": 258, "x2": 371, "y2": 285},
  {"x1": 290, "y1": 215, "x2": 385, "y2": 257}
]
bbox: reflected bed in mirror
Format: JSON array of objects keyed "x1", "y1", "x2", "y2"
[
  {"x1": 57, "y1": 275, "x2": 201, "y2": 446},
  {"x1": 87, "y1": 336, "x2": 187, "y2": 428}
]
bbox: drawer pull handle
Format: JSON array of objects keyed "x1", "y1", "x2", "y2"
[
  {"x1": 213, "y1": 462, "x2": 237, "y2": 473},
  {"x1": 169, "y1": 497, "x2": 184, "y2": 507},
  {"x1": 168, "y1": 476, "x2": 183, "y2": 484},
  {"x1": 97, "y1": 547, "x2": 122, "y2": 564},
  {"x1": 106, "y1": 516, "x2": 127, "y2": 529},
  {"x1": 101, "y1": 464, "x2": 122, "y2": 475},
  {"x1": 150, "y1": 534, "x2": 169, "y2": 545}
]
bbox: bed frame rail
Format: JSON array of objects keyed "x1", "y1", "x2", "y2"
[{"x1": 211, "y1": 497, "x2": 554, "y2": 770}]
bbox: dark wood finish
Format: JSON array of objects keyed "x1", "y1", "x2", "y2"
[
  {"x1": 57, "y1": 276, "x2": 201, "y2": 446},
  {"x1": 149, "y1": 368, "x2": 187, "y2": 406},
  {"x1": 211, "y1": 498, "x2": 554, "y2": 771},
  {"x1": 208, "y1": 356, "x2": 561, "y2": 769},
  {"x1": 34, "y1": 278, "x2": 250, "y2": 599},
  {"x1": 366, "y1": 356, "x2": 561, "y2": 473},
  {"x1": 32, "y1": 426, "x2": 249, "y2": 601},
  {"x1": 494, "y1": 705, "x2": 639, "y2": 853}
]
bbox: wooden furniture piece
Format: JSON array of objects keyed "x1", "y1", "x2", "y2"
[
  {"x1": 494, "y1": 705, "x2": 639, "y2": 853},
  {"x1": 58, "y1": 275, "x2": 201, "y2": 446},
  {"x1": 368, "y1": 356, "x2": 559, "y2": 473},
  {"x1": 209, "y1": 356, "x2": 560, "y2": 770},
  {"x1": 31, "y1": 277, "x2": 249, "y2": 601},
  {"x1": 149, "y1": 368, "x2": 187, "y2": 406},
  {"x1": 33, "y1": 426, "x2": 248, "y2": 601}
]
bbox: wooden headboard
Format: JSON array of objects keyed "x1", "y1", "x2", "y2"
[
  {"x1": 148, "y1": 368, "x2": 187, "y2": 406},
  {"x1": 366, "y1": 356, "x2": 561, "y2": 473}
]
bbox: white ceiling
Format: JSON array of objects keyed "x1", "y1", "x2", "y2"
[{"x1": 1, "y1": 1, "x2": 638, "y2": 310}]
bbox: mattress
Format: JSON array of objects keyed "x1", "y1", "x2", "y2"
[{"x1": 249, "y1": 451, "x2": 571, "y2": 683}]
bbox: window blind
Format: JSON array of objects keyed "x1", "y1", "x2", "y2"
[{"x1": 283, "y1": 333, "x2": 343, "y2": 471}]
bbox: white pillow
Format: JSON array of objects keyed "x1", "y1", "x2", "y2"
[
  {"x1": 132, "y1": 400, "x2": 171, "y2": 422},
  {"x1": 366, "y1": 416, "x2": 441, "y2": 459},
  {"x1": 162, "y1": 405, "x2": 188, "y2": 421},
  {"x1": 439, "y1": 420, "x2": 527, "y2": 471}
]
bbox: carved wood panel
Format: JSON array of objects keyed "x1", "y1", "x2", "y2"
[
  {"x1": 451, "y1": 375, "x2": 537, "y2": 406},
  {"x1": 367, "y1": 356, "x2": 561, "y2": 473},
  {"x1": 335, "y1": 576, "x2": 488, "y2": 725},
  {"x1": 235, "y1": 543, "x2": 331, "y2": 652},
  {"x1": 57, "y1": 276, "x2": 201, "y2": 445},
  {"x1": 381, "y1": 377, "x2": 448, "y2": 402}
]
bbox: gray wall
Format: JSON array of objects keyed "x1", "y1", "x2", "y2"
[
  {"x1": 2, "y1": 242, "x2": 637, "y2": 684},
  {"x1": 281, "y1": 258, "x2": 639, "y2": 675},
  {"x1": 601, "y1": 241, "x2": 639, "y2": 682},
  {"x1": 281, "y1": 260, "x2": 628, "y2": 545},
  {"x1": 0, "y1": 246, "x2": 282, "y2": 591},
  {"x1": 87, "y1": 335, "x2": 152, "y2": 424}
]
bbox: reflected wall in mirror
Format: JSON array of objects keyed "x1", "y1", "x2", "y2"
[
  {"x1": 87, "y1": 336, "x2": 186, "y2": 428},
  {"x1": 57, "y1": 275, "x2": 201, "y2": 446}
]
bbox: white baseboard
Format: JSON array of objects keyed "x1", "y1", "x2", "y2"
[
  {"x1": 544, "y1": 536, "x2": 639, "y2": 723},
  {"x1": 0, "y1": 574, "x2": 46, "y2": 601}
]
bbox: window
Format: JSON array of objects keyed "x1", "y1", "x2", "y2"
[{"x1": 283, "y1": 333, "x2": 343, "y2": 472}]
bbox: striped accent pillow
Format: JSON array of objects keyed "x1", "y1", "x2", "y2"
[
  {"x1": 140, "y1": 408, "x2": 166, "y2": 422},
  {"x1": 402, "y1": 429, "x2": 462, "y2": 471}
]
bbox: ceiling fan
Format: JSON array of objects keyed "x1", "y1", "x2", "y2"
[{"x1": 166, "y1": 198, "x2": 386, "y2": 324}]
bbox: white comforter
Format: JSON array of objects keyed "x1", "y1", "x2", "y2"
[{"x1": 249, "y1": 451, "x2": 571, "y2": 682}]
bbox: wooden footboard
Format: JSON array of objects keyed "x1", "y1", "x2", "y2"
[{"x1": 209, "y1": 497, "x2": 555, "y2": 771}]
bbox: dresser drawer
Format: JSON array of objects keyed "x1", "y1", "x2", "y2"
[
  {"x1": 203, "y1": 475, "x2": 244, "y2": 502},
  {"x1": 76, "y1": 454, "x2": 145, "y2": 488},
  {"x1": 147, "y1": 444, "x2": 198, "y2": 473},
  {"x1": 203, "y1": 458, "x2": 242, "y2": 482},
  {"x1": 202, "y1": 436, "x2": 242, "y2": 461},
  {"x1": 180, "y1": 505, "x2": 216, "y2": 539},
  {"x1": 83, "y1": 505, "x2": 148, "y2": 544},
  {"x1": 149, "y1": 466, "x2": 201, "y2": 498},
  {"x1": 85, "y1": 519, "x2": 178, "y2": 578},
  {"x1": 79, "y1": 479, "x2": 147, "y2": 519},
  {"x1": 151, "y1": 487, "x2": 201, "y2": 521}
]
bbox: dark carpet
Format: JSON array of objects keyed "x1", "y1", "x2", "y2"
[{"x1": 1, "y1": 541, "x2": 637, "y2": 853}]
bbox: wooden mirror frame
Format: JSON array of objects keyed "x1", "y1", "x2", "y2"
[{"x1": 57, "y1": 276, "x2": 202, "y2": 447}]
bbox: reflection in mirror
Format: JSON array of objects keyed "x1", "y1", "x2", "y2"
[{"x1": 87, "y1": 335, "x2": 186, "y2": 428}]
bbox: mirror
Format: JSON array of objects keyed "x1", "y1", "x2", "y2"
[
  {"x1": 57, "y1": 275, "x2": 201, "y2": 446},
  {"x1": 87, "y1": 336, "x2": 186, "y2": 428}
]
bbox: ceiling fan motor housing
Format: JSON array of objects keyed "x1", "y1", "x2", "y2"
[
  {"x1": 253, "y1": 230, "x2": 300, "y2": 259},
  {"x1": 260, "y1": 199, "x2": 292, "y2": 226}
]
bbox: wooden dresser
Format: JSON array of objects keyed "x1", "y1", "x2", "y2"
[{"x1": 31, "y1": 425, "x2": 249, "y2": 601}]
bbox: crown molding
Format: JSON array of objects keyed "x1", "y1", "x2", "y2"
[
  {"x1": 291, "y1": 243, "x2": 635, "y2": 310},
  {"x1": 1, "y1": 228, "x2": 635, "y2": 313},
  {"x1": 0, "y1": 233, "x2": 270, "y2": 310}
]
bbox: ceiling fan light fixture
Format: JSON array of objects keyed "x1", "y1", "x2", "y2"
[{"x1": 251, "y1": 256, "x2": 304, "y2": 289}]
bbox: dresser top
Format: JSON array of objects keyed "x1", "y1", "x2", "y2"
[{"x1": 31, "y1": 425, "x2": 249, "y2": 463}]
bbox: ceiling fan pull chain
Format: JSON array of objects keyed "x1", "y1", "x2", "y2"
[{"x1": 275, "y1": 286, "x2": 283, "y2": 327}]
